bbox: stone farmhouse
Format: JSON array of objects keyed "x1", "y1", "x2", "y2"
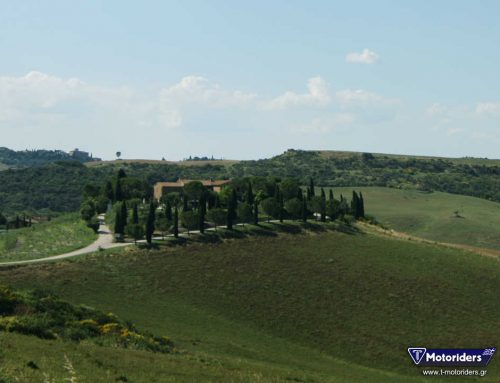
[{"x1": 153, "y1": 178, "x2": 231, "y2": 200}]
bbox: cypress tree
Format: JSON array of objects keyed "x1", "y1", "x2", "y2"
[
  {"x1": 104, "y1": 180, "x2": 114, "y2": 202},
  {"x1": 120, "y1": 200, "x2": 128, "y2": 227},
  {"x1": 297, "y1": 188, "x2": 303, "y2": 201},
  {"x1": 320, "y1": 188, "x2": 326, "y2": 222},
  {"x1": 278, "y1": 188, "x2": 284, "y2": 223},
  {"x1": 247, "y1": 182, "x2": 254, "y2": 205},
  {"x1": 114, "y1": 209, "x2": 123, "y2": 236},
  {"x1": 145, "y1": 202, "x2": 155, "y2": 244},
  {"x1": 173, "y1": 206, "x2": 179, "y2": 238},
  {"x1": 165, "y1": 200, "x2": 172, "y2": 221},
  {"x1": 302, "y1": 197, "x2": 307, "y2": 222},
  {"x1": 115, "y1": 178, "x2": 123, "y2": 201},
  {"x1": 306, "y1": 188, "x2": 311, "y2": 201},
  {"x1": 351, "y1": 191, "x2": 360, "y2": 218},
  {"x1": 329, "y1": 189, "x2": 334, "y2": 201},
  {"x1": 117, "y1": 169, "x2": 127, "y2": 178},
  {"x1": 132, "y1": 202, "x2": 139, "y2": 224},
  {"x1": 198, "y1": 194, "x2": 206, "y2": 233},
  {"x1": 309, "y1": 178, "x2": 315, "y2": 198},
  {"x1": 253, "y1": 200, "x2": 259, "y2": 225},
  {"x1": 359, "y1": 192, "x2": 365, "y2": 218},
  {"x1": 183, "y1": 194, "x2": 188, "y2": 211}
]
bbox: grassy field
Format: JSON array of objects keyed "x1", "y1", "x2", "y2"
[
  {"x1": 327, "y1": 187, "x2": 500, "y2": 251},
  {"x1": 0, "y1": 213, "x2": 97, "y2": 262},
  {"x1": 0, "y1": 225, "x2": 498, "y2": 382}
]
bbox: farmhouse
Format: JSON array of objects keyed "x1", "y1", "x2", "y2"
[{"x1": 154, "y1": 178, "x2": 231, "y2": 200}]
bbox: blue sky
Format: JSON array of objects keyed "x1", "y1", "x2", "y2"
[{"x1": 1, "y1": 1, "x2": 499, "y2": 160}]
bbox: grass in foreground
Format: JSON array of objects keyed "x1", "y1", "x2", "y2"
[
  {"x1": 328, "y1": 187, "x2": 500, "y2": 250},
  {"x1": 0, "y1": 224, "x2": 498, "y2": 382},
  {"x1": 0, "y1": 213, "x2": 96, "y2": 262}
]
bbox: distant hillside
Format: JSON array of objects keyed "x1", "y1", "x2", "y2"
[
  {"x1": 1, "y1": 148, "x2": 500, "y2": 215},
  {"x1": 0, "y1": 147, "x2": 98, "y2": 169}
]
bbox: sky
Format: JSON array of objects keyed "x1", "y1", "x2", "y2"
[{"x1": 1, "y1": 0, "x2": 499, "y2": 160}]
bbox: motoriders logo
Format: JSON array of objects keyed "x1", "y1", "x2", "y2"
[{"x1": 408, "y1": 347, "x2": 496, "y2": 367}]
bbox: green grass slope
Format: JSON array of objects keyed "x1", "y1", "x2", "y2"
[
  {"x1": 0, "y1": 214, "x2": 97, "y2": 262},
  {"x1": 0, "y1": 227, "x2": 498, "y2": 382},
  {"x1": 330, "y1": 187, "x2": 500, "y2": 251}
]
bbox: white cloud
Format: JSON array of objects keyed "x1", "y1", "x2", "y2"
[
  {"x1": 265, "y1": 77, "x2": 331, "y2": 110},
  {"x1": 292, "y1": 114, "x2": 354, "y2": 134},
  {"x1": 426, "y1": 103, "x2": 448, "y2": 117},
  {"x1": 335, "y1": 89, "x2": 395, "y2": 106},
  {"x1": 345, "y1": 49, "x2": 379, "y2": 64},
  {"x1": 476, "y1": 102, "x2": 500, "y2": 116},
  {"x1": 159, "y1": 75, "x2": 256, "y2": 109}
]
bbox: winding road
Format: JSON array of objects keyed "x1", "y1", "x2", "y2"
[{"x1": 0, "y1": 216, "x2": 130, "y2": 267}]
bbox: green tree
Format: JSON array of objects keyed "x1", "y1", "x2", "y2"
[
  {"x1": 237, "y1": 202, "x2": 253, "y2": 225},
  {"x1": 173, "y1": 206, "x2": 179, "y2": 238},
  {"x1": 278, "y1": 188, "x2": 284, "y2": 222},
  {"x1": 285, "y1": 198, "x2": 302, "y2": 219},
  {"x1": 181, "y1": 210, "x2": 199, "y2": 234},
  {"x1": 156, "y1": 216, "x2": 171, "y2": 240},
  {"x1": 80, "y1": 200, "x2": 96, "y2": 222},
  {"x1": 207, "y1": 208, "x2": 227, "y2": 230},
  {"x1": 164, "y1": 200, "x2": 172, "y2": 221},
  {"x1": 120, "y1": 200, "x2": 128, "y2": 228},
  {"x1": 126, "y1": 223, "x2": 144, "y2": 244},
  {"x1": 103, "y1": 180, "x2": 114, "y2": 201},
  {"x1": 309, "y1": 177, "x2": 315, "y2": 199},
  {"x1": 261, "y1": 197, "x2": 280, "y2": 221},
  {"x1": 246, "y1": 182, "x2": 254, "y2": 205},
  {"x1": 226, "y1": 188, "x2": 237, "y2": 230},
  {"x1": 198, "y1": 193, "x2": 206, "y2": 233},
  {"x1": 320, "y1": 188, "x2": 326, "y2": 222},
  {"x1": 253, "y1": 200, "x2": 259, "y2": 225},
  {"x1": 132, "y1": 203, "x2": 139, "y2": 224},
  {"x1": 183, "y1": 181, "x2": 206, "y2": 201},
  {"x1": 359, "y1": 192, "x2": 365, "y2": 218},
  {"x1": 114, "y1": 208, "x2": 124, "y2": 238},
  {"x1": 326, "y1": 198, "x2": 340, "y2": 221},
  {"x1": 329, "y1": 189, "x2": 334, "y2": 201},
  {"x1": 145, "y1": 202, "x2": 156, "y2": 244},
  {"x1": 0, "y1": 211, "x2": 6, "y2": 226},
  {"x1": 115, "y1": 177, "x2": 124, "y2": 201},
  {"x1": 302, "y1": 197, "x2": 308, "y2": 222},
  {"x1": 280, "y1": 178, "x2": 300, "y2": 200}
]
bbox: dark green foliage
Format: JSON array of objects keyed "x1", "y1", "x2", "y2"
[
  {"x1": 0, "y1": 147, "x2": 91, "y2": 167},
  {"x1": 198, "y1": 193, "x2": 206, "y2": 233},
  {"x1": 237, "y1": 203, "x2": 253, "y2": 225},
  {"x1": 104, "y1": 180, "x2": 114, "y2": 201},
  {"x1": 253, "y1": 201, "x2": 259, "y2": 225},
  {"x1": 329, "y1": 189, "x2": 334, "y2": 201},
  {"x1": 226, "y1": 188, "x2": 237, "y2": 230},
  {"x1": 132, "y1": 203, "x2": 139, "y2": 224},
  {"x1": 261, "y1": 197, "x2": 280, "y2": 221},
  {"x1": 181, "y1": 211, "x2": 199, "y2": 233},
  {"x1": 173, "y1": 207, "x2": 179, "y2": 238},
  {"x1": 207, "y1": 208, "x2": 227, "y2": 229},
  {"x1": 145, "y1": 202, "x2": 156, "y2": 244},
  {"x1": 120, "y1": 201, "x2": 128, "y2": 228},
  {"x1": 246, "y1": 182, "x2": 254, "y2": 204},
  {"x1": 164, "y1": 200, "x2": 172, "y2": 221},
  {"x1": 80, "y1": 200, "x2": 96, "y2": 222},
  {"x1": 0, "y1": 284, "x2": 174, "y2": 353},
  {"x1": 0, "y1": 211, "x2": 6, "y2": 225},
  {"x1": 115, "y1": 178, "x2": 124, "y2": 202},
  {"x1": 320, "y1": 188, "x2": 326, "y2": 222},
  {"x1": 278, "y1": 188, "x2": 284, "y2": 223},
  {"x1": 155, "y1": 216, "x2": 171, "y2": 239},
  {"x1": 114, "y1": 207, "x2": 124, "y2": 236},
  {"x1": 284, "y1": 198, "x2": 302, "y2": 219},
  {"x1": 183, "y1": 181, "x2": 205, "y2": 201},
  {"x1": 309, "y1": 178, "x2": 315, "y2": 199},
  {"x1": 126, "y1": 223, "x2": 144, "y2": 243},
  {"x1": 302, "y1": 198, "x2": 308, "y2": 222}
]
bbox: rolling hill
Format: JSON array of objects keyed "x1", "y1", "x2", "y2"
[{"x1": 0, "y1": 225, "x2": 498, "y2": 382}]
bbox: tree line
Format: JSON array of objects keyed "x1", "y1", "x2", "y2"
[{"x1": 80, "y1": 170, "x2": 366, "y2": 245}]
